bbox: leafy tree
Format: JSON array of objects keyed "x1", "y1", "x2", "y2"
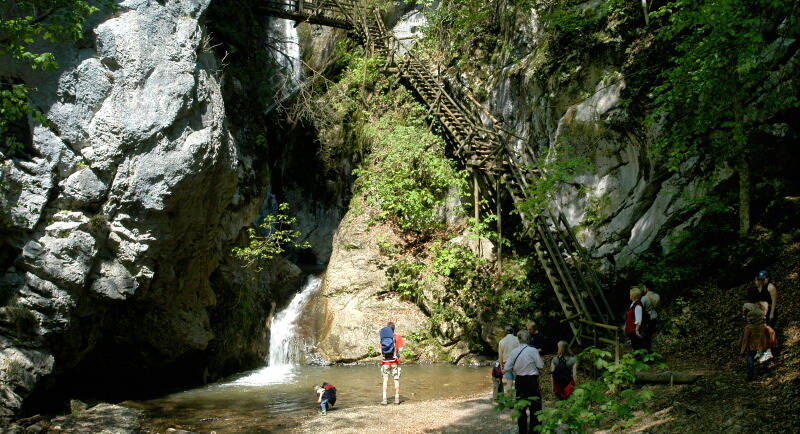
[
  {"x1": 648, "y1": 0, "x2": 800, "y2": 234},
  {"x1": 0, "y1": 0, "x2": 114, "y2": 147},
  {"x1": 232, "y1": 203, "x2": 310, "y2": 270}
]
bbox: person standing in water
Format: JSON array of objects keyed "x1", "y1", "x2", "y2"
[{"x1": 379, "y1": 322, "x2": 404, "y2": 405}]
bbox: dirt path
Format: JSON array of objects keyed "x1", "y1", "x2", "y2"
[{"x1": 294, "y1": 392, "x2": 517, "y2": 433}]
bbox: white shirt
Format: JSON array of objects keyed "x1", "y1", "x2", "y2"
[
  {"x1": 641, "y1": 291, "x2": 660, "y2": 319},
  {"x1": 629, "y1": 301, "x2": 643, "y2": 325},
  {"x1": 504, "y1": 344, "x2": 544, "y2": 376},
  {"x1": 498, "y1": 334, "x2": 520, "y2": 364}
]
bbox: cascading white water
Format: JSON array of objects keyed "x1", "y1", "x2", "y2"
[
  {"x1": 267, "y1": 275, "x2": 322, "y2": 366},
  {"x1": 227, "y1": 275, "x2": 322, "y2": 386}
]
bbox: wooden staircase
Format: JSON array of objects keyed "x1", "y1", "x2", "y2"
[{"x1": 258, "y1": 0, "x2": 621, "y2": 356}]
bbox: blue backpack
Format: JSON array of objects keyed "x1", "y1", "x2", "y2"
[{"x1": 379, "y1": 326, "x2": 396, "y2": 356}]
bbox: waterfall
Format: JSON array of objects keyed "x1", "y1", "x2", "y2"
[
  {"x1": 267, "y1": 275, "x2": 322, "y2": 366},
  {"x1": 263, "y1": 14, "x2": 302, "y2": 115},
  {"x1": 227, "y1": 275, "x2": 322, "y2": 386}
]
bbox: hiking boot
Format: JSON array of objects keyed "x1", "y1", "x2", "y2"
[
  {"x1": 321, "y1": 410, "x2": 327, "y2": 415},
  {"x1": 394, "y1": 396, "x2": 400, "y2": 405},
  {"x1": 381, "y1": 399, "x2": 388, "y2": 405}
]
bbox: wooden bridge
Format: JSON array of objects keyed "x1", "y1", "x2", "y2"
[{"x1": 259, "y1": 0, "x2": 621, "y2": 357}]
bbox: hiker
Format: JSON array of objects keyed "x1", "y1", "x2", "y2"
[
  {"x1": 641, "y1": 281, "x2": 661, "y2": 351},
  {"x1": 527, "y1": 322, "x2": 554, "y2": 355},
  {"x1": 314, "y1": 382, "x2": 337, "y2": 414},
  {"x1": 739, "y1": 302, "x2": 778, "y2": 380},
  {"x1": 497, "y1": 325, "x2": 520, "y2": 393},
  {"x1": 753, "y1": 270, "x2": 778, "y2": 329},
  {"x1": 551, "y1": 340, "x2": 577, "y2": 400},
  {"x1": 625, "y1": 287, "x2": 648, "y2": 353},
  {"x1": 504, "y1": 330, "x2": 544, "y2": 434},
  {"x1": 379, "y1": 322, "x2": 405, "y2": 405}
]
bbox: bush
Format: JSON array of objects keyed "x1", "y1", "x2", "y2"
[{"x1": 497, "y1": 348, "x2": 664, "y2": 432}]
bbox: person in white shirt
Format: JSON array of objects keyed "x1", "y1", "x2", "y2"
[
  {"x1": 625, "y1": 287, "x2": 647, "y2": 352},
  {"x1": 641, "y1": 281, "x2": 661, "y2": 351},
  {"x1": 497, "y1": 325, "x2": 520, "y2": 392},
  {"x1": 504, "y1": 330, "x2": 544, "y2": 434}
]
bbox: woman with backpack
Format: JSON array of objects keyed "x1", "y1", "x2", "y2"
[
  {"x1": 550, "y1": 341, "x2": 577, "y2": 400},
  {"x1": 625, "y1": 287, "x2": 648, "y2": 352}
]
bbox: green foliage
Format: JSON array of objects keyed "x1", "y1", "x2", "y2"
[
  {"x1": 647, "y1": 0, "x2": 800, "y2": 171},
  {"x1": 4, "y1": 301, "x2": 38, "y2": 337},
  {"x1": 232, "y1": 203, "x2": 310, "y2": 270},
  {"x1": 0, "y1": 0, "x2": 114, "y2": 148},
  {"x1": 418, "y1": 0, "x2": 534, "y2": 71},
  {"x1": 354, "y1": 115, "x2": 467, "y2": 232},
  {"x1": 386, "y1": 258, "x2": 427, "y2": 302},
  {"x1": 497, "y1": 348, "x2": 664, "y2": 432},
  {"x1": 514, "y1": 147, "x2": 591, "y2": 221},
  {"x1": 367, "y1": 344, "x2": 379, "y2": 358}
]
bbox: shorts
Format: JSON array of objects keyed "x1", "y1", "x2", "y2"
[
  {"x1": 504, "y1": 371, "x2": 515, "y2": 381},
  {"x1": 381, "y1": 364, "x2": 402, "y2": 380}
]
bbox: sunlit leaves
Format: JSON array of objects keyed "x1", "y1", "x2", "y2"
[
  {"x1": 231, "y1": 203, "x2": 310, "y2": 270},
  {"x1": 496, "y1": 347, "x2": 663, "y2": 433}
]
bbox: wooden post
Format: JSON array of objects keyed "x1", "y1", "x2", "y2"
[
  {"x1": 496, "y1": 177, "x2": 502, "y2": 270},
  {"x1": 614, "y1": 330, "x2": 620, "y2": 366},
  {"x1": 473, "y1": 171, "x2": 481, "y2": 256}
]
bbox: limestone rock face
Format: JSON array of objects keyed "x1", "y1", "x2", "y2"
[
  {"x1": 312, "y1": 211, "x2": 429, "y2": 362},
  {"x1": 481, "y1": 17, "x2": 733, "y2": 272},
  {"x1": 0, "y1": 0, "x2": 276, "y2": 416}
]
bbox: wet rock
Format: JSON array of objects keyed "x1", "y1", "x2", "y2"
[
  {"x1": 49, "y1": 403, "x2": 143, "y2": 433},
  {"x1": 69, "y1": 400, "x2": 88, "y2": 414},
  {"x1": 312, "y1": 212, "x2": 430, "y2": 362}
]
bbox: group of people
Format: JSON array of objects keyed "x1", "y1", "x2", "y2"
[
  {"x1": 625, "y1": 281, "x2": 661, "y2": 353},
  {"x1": 493, "y1": 322, "x2": 576, "y2": 434},
  {"x1": 313, "y1": 322, "x2": 405, "y2": 415},
  {"x1": 740, "y1": 270, "x2": 779, "y2": 380},
  {"x1": 314, "y1": 271, "x2": 779, "y2": 420}
]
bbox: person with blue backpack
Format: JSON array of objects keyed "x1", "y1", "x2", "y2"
[{"x1": 379, "y1": 322, "x2": 405, "y2": 405}]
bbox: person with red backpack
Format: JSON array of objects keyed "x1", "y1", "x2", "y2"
[
  {"x1": 379, "y1": 322, "x2": 405, "y2": 405},
  {"x1": 550, "y1": 341, "x2": 577, "y2": 400},
  {"x1": 625, "y1": 287, "x2": 648, "y2": 353},
  {"x1": 314, "y1": 382, "x2": 337, "y2": 415}
]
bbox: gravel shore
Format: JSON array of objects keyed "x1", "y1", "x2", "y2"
[{"x1": 295, "y1": 391, "x2": 516, "y2": 433}]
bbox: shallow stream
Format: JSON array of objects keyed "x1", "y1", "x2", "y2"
[
  {"x1": 127, "y1": 275, "x2": 494, "y2": 432},
  {"x1": 131, "y1": 364, "x2": 492, "y2": 432}
]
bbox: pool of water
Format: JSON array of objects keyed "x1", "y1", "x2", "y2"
[{"x1": 130, "y1": 364, "x2": 493, "y2": 432}]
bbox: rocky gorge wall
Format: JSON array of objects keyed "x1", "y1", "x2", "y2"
[
  {"x1": 306, "y1": 3, "x2": 755, "y2": 363},
  {"x1": 0, "y1": 0, "x2": 311, "y2": 417}
]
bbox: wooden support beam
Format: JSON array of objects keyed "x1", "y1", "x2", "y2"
[{"x1": 635, "y1": 371, "x2": 701, "y2": 384}]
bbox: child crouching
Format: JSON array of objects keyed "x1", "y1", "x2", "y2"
[{"x1": 314, "y1": 382, "x2": 337, "y2": 414}]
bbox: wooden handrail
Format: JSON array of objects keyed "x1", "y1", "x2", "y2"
[{"x1": 579, "y1": 319, "x2": 620, "y2": 331}]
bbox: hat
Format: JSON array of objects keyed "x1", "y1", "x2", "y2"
[{"x1": 758, "y1": 270, "x2": 769, "y2": 280}]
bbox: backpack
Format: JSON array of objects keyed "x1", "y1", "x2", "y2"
[
  {"x1": 379, "y1": 326, "x2": 396, "y2": 356},
  {"x1": 324, "y1": 383, "x2": 337, "y2": 404},
  {"x1": 553, "y1": 356, "x2": 572, "y2": 387},
  {"x1": 491, "y1": 360, "x2": 503, "y2": 378}
]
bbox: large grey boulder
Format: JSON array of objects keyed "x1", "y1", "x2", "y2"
[{"x1": 0, "y1": 0, "x2": 271, "y2": 417}]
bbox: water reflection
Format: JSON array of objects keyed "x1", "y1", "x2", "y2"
[{"x1": 133, "y1": 364, "x2": 491, "y2": 432}]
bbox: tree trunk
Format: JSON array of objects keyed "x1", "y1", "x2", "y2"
[{"x1": 737, "y1": 152, "x2": 751, "y2": 235}]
